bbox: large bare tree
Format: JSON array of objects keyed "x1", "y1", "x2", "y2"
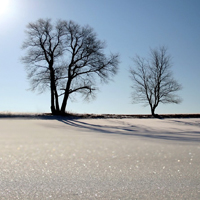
[
  {"x1": 130, "y1": 46, "x2": 182, "y2": 116},
  {"x1": 22, "y1": 19, "x2": 119, "y2": 114}
]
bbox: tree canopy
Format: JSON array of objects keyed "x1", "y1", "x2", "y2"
[{"x1": 22, "y1": 19, "x2": 119, "y2": 114}]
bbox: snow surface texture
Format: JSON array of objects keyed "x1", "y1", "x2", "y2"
[{"x1": 0, "y1": 118, "x2": 200, "y2": 199}]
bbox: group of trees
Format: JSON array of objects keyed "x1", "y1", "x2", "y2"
[{"x1": 22, "y1": 18, "x2": 182, "y2": 116}]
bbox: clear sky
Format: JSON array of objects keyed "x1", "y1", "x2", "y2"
[{"x1": 0, "y1": 0, "x2": 199, "y2": 114}]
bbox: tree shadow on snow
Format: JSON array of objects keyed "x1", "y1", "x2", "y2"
[{"x1": 57, "y1": 118, "x2": 200, "y2": 143}]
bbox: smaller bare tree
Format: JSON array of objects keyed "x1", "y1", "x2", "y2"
[{"x1": 130, "y1": 46, "x2": 182, "y2": 116}]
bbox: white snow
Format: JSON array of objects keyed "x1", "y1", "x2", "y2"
[{"x1": 0, "y1": 117, "x2": 199, "y2": 199}]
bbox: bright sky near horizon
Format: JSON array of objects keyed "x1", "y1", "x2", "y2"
[{"x1": 0, "y1": 0, "x2": 199, "y2": 114}]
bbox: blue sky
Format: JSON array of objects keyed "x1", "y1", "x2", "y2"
[{"x1": 0, "y1": 0, "x2": 199, "y2": 114}]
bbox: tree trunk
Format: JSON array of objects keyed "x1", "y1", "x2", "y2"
[
  {"x1": 61, "y1": 92, "x2": 69, "y2": 113},
  {"x1": 49, "y1": 63, "x2": 60, "y2": 114},
  {"x1": 54, "y1": 87, "x2": 60, "y2": 113},
  {"x1": 150, "y1": 105, "x2": 156, "y2": 116},
  {"x1": 61, "y1": 79, "x2": 71, "y2": 113},
  {"x1": 50, "y1": 82, "x2": 56, "y2": 114},
  {"x1": 151, "y1": 105, "x2": 158, "y2": 117},
  {"x1": 50, "y1": 73, "x2": 58, "y2": 114}
]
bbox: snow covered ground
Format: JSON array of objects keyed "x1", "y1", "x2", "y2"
[{"x1": 0, "y1": 117, "x2": 200, "y2": 199}]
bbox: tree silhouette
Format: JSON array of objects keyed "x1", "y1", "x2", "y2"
[
  {"x1": 22, "y1": 19, "x2": 119, "y2": 114},
  {"x1": 130, "y1": 46, "x2": 182, "y2": 116}
]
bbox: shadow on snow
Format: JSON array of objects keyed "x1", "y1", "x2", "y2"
[{"x1": 56, "y1": 118, "x2": 200, "y2": 143}]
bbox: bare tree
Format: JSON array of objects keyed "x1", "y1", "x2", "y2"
[
  {"x1": 22, "y1": 19, "x2": 119, "y2": 114},
  {"x1": 130, "y1": 46, "x2": 182, "y2": 116},
  {"x1": 21, "y1": 19, "x2": 66, "y2": 114}
]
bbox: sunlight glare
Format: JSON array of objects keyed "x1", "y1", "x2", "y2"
[{"x1": 0, "y1": 0, "x2": 10, "y2": 16}]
